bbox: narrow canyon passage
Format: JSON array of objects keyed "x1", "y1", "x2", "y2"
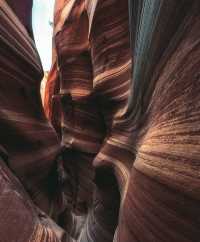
[{"x1": 0, "y1": 1, "x2": 200, "y2": 242}]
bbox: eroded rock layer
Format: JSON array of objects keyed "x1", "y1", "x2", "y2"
[{"x1": 0, "y1": 0, "x2": 200, "y2": 241}]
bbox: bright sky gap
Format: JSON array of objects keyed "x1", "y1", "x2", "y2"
[{"x1": 32, "y1": 0, "x2": 55, "y2": 71}]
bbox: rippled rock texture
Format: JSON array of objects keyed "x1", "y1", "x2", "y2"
[{"x1": 0, "y1": 0, "x2": 200, "y2": 241}]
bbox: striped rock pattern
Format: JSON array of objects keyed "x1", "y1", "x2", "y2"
[
  {"x1": 118, "y1": 0, "x2": 200, "y2": 241},
  {"x1": 0, "y1": 1, "x2": 66, "y2": 241},
  {"x1": 0, "y1": 157, "x2": 65, "y2": 242},
  {"x1": 45, "y1": 0, "x2": 134, "y2": 241},
  {"x1": 0, "y1": 0, "x2": 62, "y2": 214},
  {"x1": 5, "y1": 0, "x2": 34, "y2": 38},
  {"x1": 45, "y1": 0, "x2": 200, "y2": 241},
  {"x1": 0, "y1": 0, "x2": 200, "y2": 241}
]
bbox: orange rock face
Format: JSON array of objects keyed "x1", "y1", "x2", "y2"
[{"x1": 0, "y1": 0, "x2": 200, "y2": 242}]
